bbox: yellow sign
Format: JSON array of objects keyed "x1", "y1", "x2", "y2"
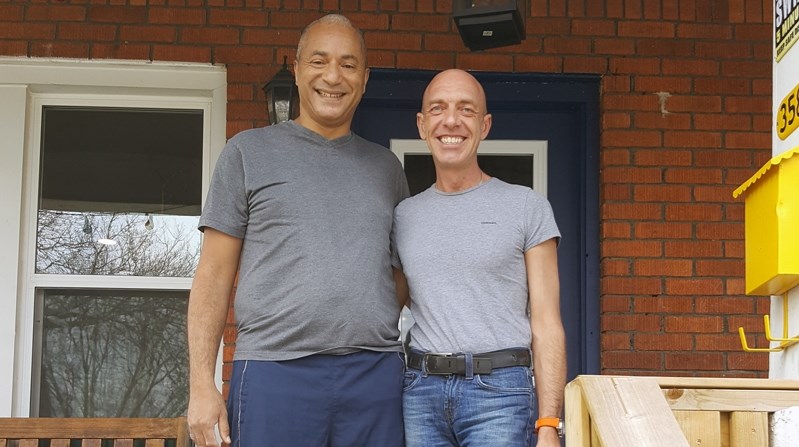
[
  {"x1": 777, "y1": 82, "x2": 799, "y2": 140},
  {"x1": 776, "y1": 0, "x2": 799, "y2": 61}
]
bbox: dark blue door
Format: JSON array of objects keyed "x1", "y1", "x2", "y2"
[{"x1": 354, "y1": 70, "x2": 600, "y2": 381}]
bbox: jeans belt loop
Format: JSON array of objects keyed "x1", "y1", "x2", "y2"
[
  {"x1": 464, "y1": 352, "x2": 474, "y2": 380},
  {"x1": 421, "y1": 353, "x2": 429, "y2": 378},
  {"x1": 528, "y1": 347, "x2": 534, "y2": 371}
]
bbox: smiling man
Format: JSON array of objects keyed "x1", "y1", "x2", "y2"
[
  {"x1": 186, "y1": 14, "x2": 409, "y2": 447},
  {"x1": 392, "y1": 69, "x2": 567, "y2": 447}
]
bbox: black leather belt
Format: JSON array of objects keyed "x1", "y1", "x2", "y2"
[{"x1": 407, "y1": 348, "x2": 531, "y2": 375}]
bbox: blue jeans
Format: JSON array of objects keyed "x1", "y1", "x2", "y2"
[
  {"x1": 228, "y1": 351, "x2": 405, "y2": 447},
  {"x1": 403, "y1": 363, "x2": 536, "y2": 447}
]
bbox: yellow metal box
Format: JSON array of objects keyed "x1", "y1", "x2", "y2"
[{"x1": 733, "y1": 147, "x2": 799, "y2": 296}]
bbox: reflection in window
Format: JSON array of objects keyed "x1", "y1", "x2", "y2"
[
  {"x1": 36, "y1": 106, "x2": 203, "y2": 277},
  {"x1": 37, "y1": 289, "x2": 189, "y2": 417},
  {"x1": 36, "y1": 211, "x2": 199, "y2": 276},
  {"x1": 404, "y1": 154, "x2": 534, "y2": 195}
]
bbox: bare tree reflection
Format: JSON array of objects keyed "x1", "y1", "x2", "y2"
[
  {"x1": 39, "y1": 292, "x2": 189, "y2": 417},
  {"x1": 36, "y1": 211, "x2": 199, "y2": 276},
  {"x1": 35, "y1": 210, "x2": 197, "y2": 417}
]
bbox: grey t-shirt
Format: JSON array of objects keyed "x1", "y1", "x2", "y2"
[
  {"x1": 200, "y1": 121, "x2": 409, "y2": 361},
  {"x1": 392, "y1": 178, "x2": 560, "y2": 353}
]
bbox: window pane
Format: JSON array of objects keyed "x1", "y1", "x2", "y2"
[
  {"x1": 404, "y1": 154, "x2": 535, "y2": 195},
  {"x1": 36, "y1": 106, "x2": 203, "y2": 277},
  {"x1": 37, "y1": 289, "x2": 188, "y2": 418}
]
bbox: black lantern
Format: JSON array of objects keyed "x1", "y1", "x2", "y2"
[
  {"x1": 453, "y1": 0, "x2": 526, "y2": 51},
  {"x1": 262, "y1": 56, "x2": 299, "y2": 124}
]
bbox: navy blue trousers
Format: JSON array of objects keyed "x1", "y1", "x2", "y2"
[{"x1": 227, "y1": 351, "x2": 405, "y2": 447}]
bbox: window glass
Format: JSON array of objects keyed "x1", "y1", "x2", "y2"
[
  {"x1": 37, "y1": 289, "x2": 188, "y2": 417},
  {"x1": 36, "y1": 106, "x2": 203, "y2": 277},
  {"x1": 404, "y1": 154, "x2": 534, "y2": 195}
]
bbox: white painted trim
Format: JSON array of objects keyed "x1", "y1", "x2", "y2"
[
  {"x1": 0, "y1": 57, "x2": 227, "y2": 416},
  {"x1": 29, "y1": 275, "x2": 194, "y2": 290},
  {"x1": 389, "y1": 139, "x2": 549, "y2": 197},
  {"x1": 0, "y1": 57, "x2": 226, "y2": 91},
  {"x1": 0, "y1": 85, "x2": 28, "y2": 416}
]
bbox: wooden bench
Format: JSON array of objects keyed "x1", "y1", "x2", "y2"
[{"x1": 0, "y1": 417, "x2": 190, "y2": 447}]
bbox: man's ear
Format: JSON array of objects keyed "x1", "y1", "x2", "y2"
[
  {"x1": 480, "y1": 113, "x2": 492, "y2": 140},
  {"x1": 363, "y1": 67, "x2": 370, "y2": 93},
  {"x1": 416, "y1": 113, "x2": 426, "y2": 139}
]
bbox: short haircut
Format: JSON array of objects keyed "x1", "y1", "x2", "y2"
[{"x1": 296, "y1": 14, "x2": 367, "y2": 62}]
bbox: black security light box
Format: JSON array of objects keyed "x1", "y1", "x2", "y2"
[{"x1": 453, "y1": 0, "x2": 526, "y2": 51}]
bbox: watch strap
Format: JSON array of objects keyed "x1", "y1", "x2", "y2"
[{"x1": 535, "y1": 417, "x2": 563, "y2": 437}]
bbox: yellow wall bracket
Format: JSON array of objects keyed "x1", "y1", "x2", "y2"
[{"x1": 739, "y1": 294, "x2": 799, "y2": 352}]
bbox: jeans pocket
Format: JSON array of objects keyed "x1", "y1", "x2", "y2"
[
  {"x1": 402, "y1": 369, "x2": 422, "y2": 391},
  {"x1": 473, "y1": 366, "x2": 533, "y2": 394}
]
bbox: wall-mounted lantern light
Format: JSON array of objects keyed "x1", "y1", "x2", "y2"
[{"x1": 262, "y1": 56, "x2": 299, "y2": 124}]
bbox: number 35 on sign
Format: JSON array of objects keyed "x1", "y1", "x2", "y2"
[{"x1": 778, "y1": 82, "x2": 799, "y2": 140}]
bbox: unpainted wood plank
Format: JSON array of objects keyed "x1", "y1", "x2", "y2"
[
  {"x1": 663, "y1": 388, "x2": 799, "y2": 412},
  {"x1": 576, "y1": 376, "x2": 689, "y2": 447},
  {"x1": 590, "y1": 420, "x2": 602, "y2": 447},
  {"x1": 113, "y1": 439, "x2": 134, "y2": 447},
  {"x1": 174, "y1": 416, "x2": 190, "y2": 447},
  {"x1": 83, "y1": 439, "x2": 101, "y2": 447},
  {"x1": 0, "y1": 439, "x2": 6, "y2": 447},
  {"x1": 50, "y1": 440, "x2": 70, "y2": 447},
  {"x1": 19, "y1": 440, "x2": 39, "y2": 447},
  {"x1": 652, "y1": 376, "x2": 799, "y2": 391},
  {"x1": 730, "y1": 411, "x2": 769, "y2": 447},
  {"x1": 720, "y1": 412, "x2": 730, "y2": 447},
  {"x1": 0, "y1": 418, "x2": 182, "y2": 438},
  {"x1": 565, "y1": 380, "x2": 590, "y2": 447},
  {"x1": 145, "y1": 439, "x2": 166, "y2": 447},
  {"x1": 673, "y1": 410, "x2": 721, "y2": 447}
]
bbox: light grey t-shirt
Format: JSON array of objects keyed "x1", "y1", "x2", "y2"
[
  {"x1": 392, "y1": 178, "x2": 560, "y2": 353},
  {"x1": 200, "y1": 121, "x2": 409, "y2": 361}
]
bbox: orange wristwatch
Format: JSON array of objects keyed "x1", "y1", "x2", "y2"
[{"x1": 535, "y1": 417, "x2": 564, "y2": 438}]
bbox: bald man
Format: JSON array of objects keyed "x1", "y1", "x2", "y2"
[{"x1": 392, "y1": 69, "x2": 566, "y2": 447}]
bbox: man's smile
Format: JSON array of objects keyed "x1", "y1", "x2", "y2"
[{"x1": 438, "y1": 136, "x2": 465, "y2": 144}]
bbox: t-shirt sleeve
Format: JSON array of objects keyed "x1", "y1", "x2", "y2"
[
  {"x1": 523, "y1": 189, "x2": 561, "y2": 251},
  {"x1": 390, "y1": 201, "x2": 404, "y2": 270},
  {"x1": 390, "y1": 160, "x2": 410, "y2": 269},
  {"x1": 198, "y1": 140, "x2": 248, "y2": 239}
]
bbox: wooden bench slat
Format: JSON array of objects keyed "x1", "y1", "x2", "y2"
[
  {"x1": 0, "y1": 417, "x2": 189, "y2": 447},
  {"x1": 0, "y1": 417, "x2": 186, "y2": 438}
]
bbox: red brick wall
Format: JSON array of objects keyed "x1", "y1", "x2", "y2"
[{"x1": 1, "y1": 0, "x2": 774, "y2": 385}]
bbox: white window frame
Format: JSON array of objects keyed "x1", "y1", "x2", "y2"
[
  {"x1": 0, "y1": 57, "x2": 227, "y2": 416},
  {"x1": 389, "y1": 139, "x2": 549, "y2": 197}
]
